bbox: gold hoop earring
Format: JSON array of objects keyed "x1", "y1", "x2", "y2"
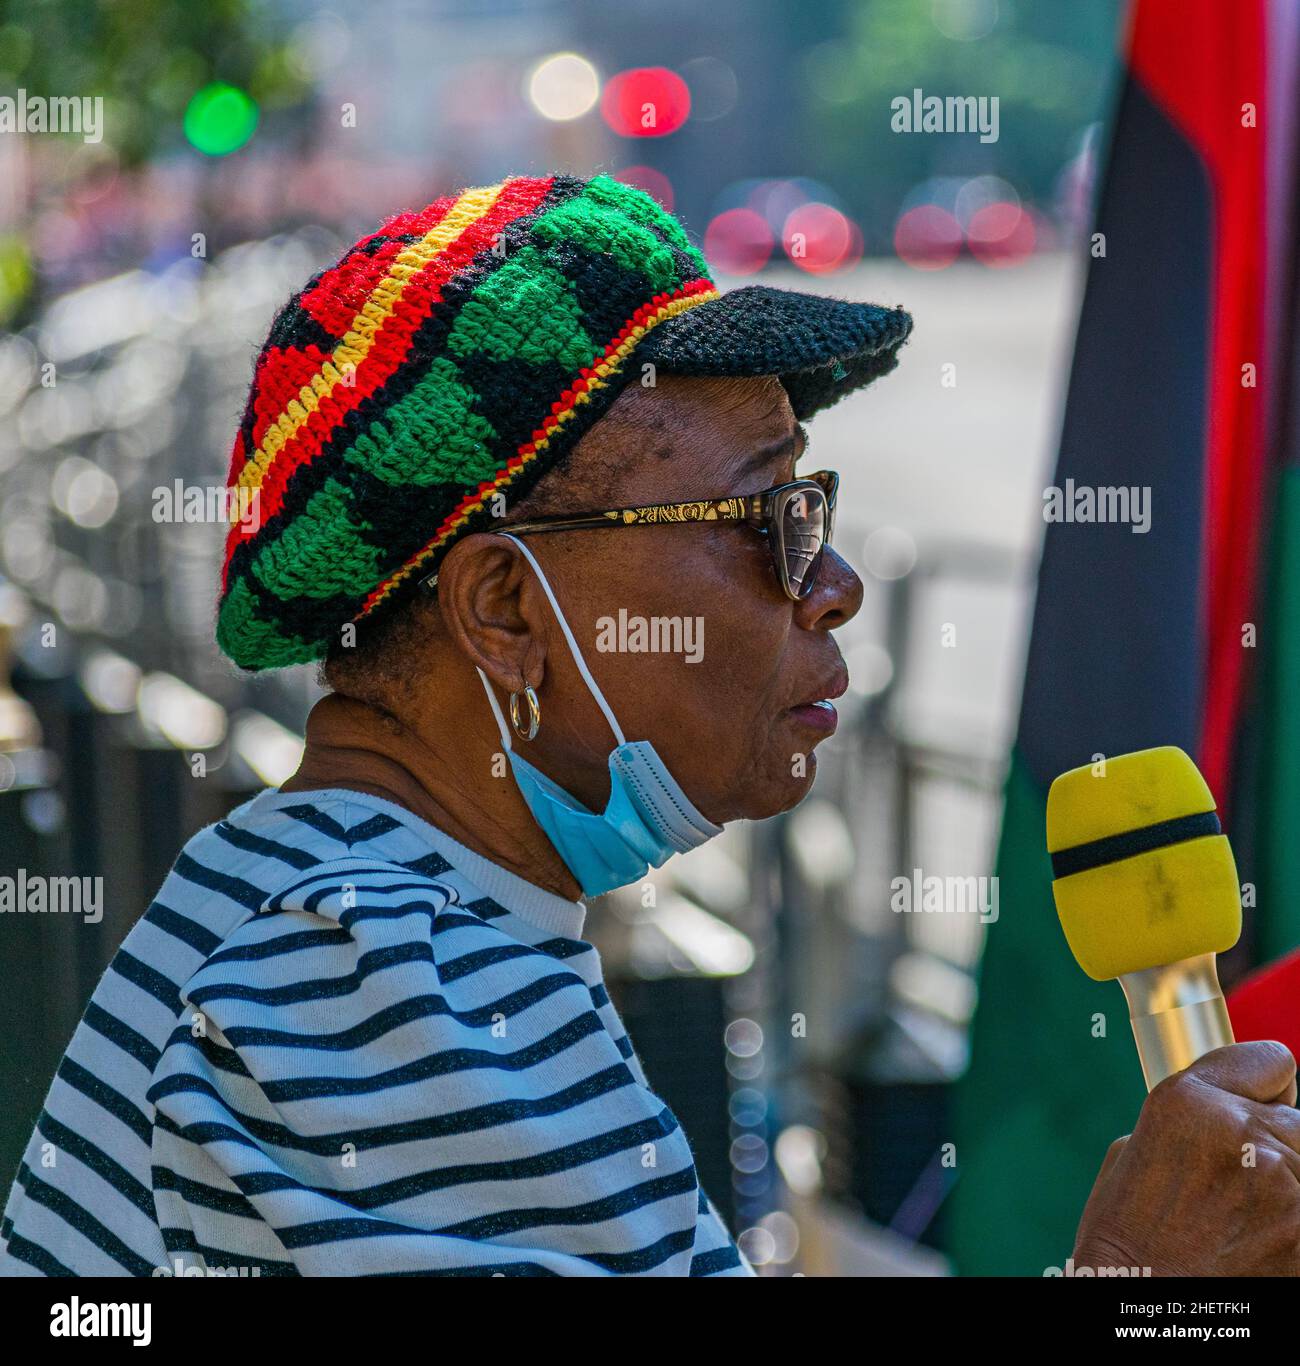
[{"x1": 509, "y1": 684, "x2": 541, "y2": 742}]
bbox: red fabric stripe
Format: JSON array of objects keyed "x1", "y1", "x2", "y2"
[
  {"x1": 1228, "y1": 948, "x2": 1300, "y2": 1061},
  {"x1": 1129, "y1": 0, "x2": 1269, "y2": 807},
  {"x1": 297, "y1": 197, "x2": 461, "y2": 335},
  {"x1": 221, "y1": 176, "x2": 555, "y2": 580},
  {"x1": 297, "y1": 237, "x2": 413, "y2": 339},
  {"x1": 249, "y1": 344, "x2": 334, "y2": 451}
]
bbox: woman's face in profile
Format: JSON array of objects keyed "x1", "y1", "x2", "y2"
[{"x1": 458, "y1": 374, "x2": 864, "y2": 826}]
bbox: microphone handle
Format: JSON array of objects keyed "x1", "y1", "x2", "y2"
[{"x1": 1118, "y1": 953, "x2": 1235, "y2": 1091}]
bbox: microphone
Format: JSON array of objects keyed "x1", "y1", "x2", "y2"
[{"x1": 1046, "y1": 746, "x2": 1241, "y2": 1091}]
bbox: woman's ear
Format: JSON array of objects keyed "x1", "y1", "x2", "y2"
[{"x1": 434, "y1": 534, "x2": 548, "y2": 693}]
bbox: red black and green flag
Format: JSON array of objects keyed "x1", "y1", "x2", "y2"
[{"x1": 949, "y1": 0, "x2": 1299, "y2": 1274}]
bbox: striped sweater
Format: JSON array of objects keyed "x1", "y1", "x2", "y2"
[{"x1": 0, "y1": 787, "x2": 750, "y2": 1277}]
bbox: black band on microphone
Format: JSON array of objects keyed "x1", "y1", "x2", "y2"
[{"x1": 1050, "y1": 809, "x2": 1222, "y2": 880}]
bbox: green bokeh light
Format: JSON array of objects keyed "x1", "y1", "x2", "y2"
[{"x1": 183, "y1": 83, "x2": 258, "y2": 156}]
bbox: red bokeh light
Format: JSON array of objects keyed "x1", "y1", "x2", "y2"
[
  {"x1": 704, "y1": 208, "x2": 774, "y2": 276},
  {"x1": 893, "y1": 204, "x2": 963, "y2": 270},
  {"x1": 966, "y1": 202, "x2": 1036, "y2": 267},
  {"x1": 782, "y1": 202, "x2": 861, "y2": 274},
  {"x1": 600, "y1": 67, "x2": 691, "y2": 138},
  {"x1": 612, "y1": 165, "x2": 674, "y2": 212}
]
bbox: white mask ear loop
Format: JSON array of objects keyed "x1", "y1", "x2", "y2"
[
  {"x1": 496, "y1": 532, "x2": 627, "y2": 748},
  {"x1": 477, "y1": 666, "x2": 514, "y2": 752}
]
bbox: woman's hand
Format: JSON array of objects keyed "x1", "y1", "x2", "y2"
[{"x1": 1074, "y1": 1041, "x2": 1300, "y2": 1276}]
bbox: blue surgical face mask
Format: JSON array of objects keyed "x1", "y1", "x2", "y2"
[{"x1": 476, "y1": 534, "x2": 722, "y2": 899}]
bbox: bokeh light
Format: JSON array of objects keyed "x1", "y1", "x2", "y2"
[
  {"x1": 931, "y1": 0, "x2": 1000, "y2": 42},
  {"x1": 183, "y1": 83, "x2": 258, "y2": 156},
  {"x1": 782, "y1": 202, "x2": 862, "y2": 274},
  {"x1": 680, "y1": 56, "x2": 738, "y2": 121},
  {"x1": 612, "y1": 166, "x2": 674, "y2": 212},
  {"x1": 967, "y1": 201, "x2": 1037, "y2": 266},
  {"x1": 893, "y1": 204, "x2": 963, "y2": 269},
  {"x1": 703, "y1": 208, "x2": 774, "y2": 275},
  {"x1": 526, "y1": 52, "x2": 599, "y2": 122},
  {"x1": 600, "y1": 67, "x2": 690, "y2": 138}
]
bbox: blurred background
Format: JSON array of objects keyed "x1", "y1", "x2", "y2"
[{"x1": 4, "y1": 0, "x2": 1294, "y2": 1278}]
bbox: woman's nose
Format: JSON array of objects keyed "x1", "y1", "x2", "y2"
[{"x1": 794, "y1": 545, "x2": 864, "y2": 630}]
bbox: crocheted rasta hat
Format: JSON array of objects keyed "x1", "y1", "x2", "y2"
[{"x1": 216, "y1": 173, "x2": 912, "y2": 671}]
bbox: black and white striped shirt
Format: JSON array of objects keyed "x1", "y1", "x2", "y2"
[{"x1": 1, "y1": 788, "x2": 749, "y2": 1277}]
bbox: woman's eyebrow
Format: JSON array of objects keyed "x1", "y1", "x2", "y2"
[{"x1": 744, "y1": 422, "x2": 809, "y2": 472}]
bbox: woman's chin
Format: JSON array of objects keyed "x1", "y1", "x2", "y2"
[{"x1": 734, "y1": 759, "x2": 819, "y2": 822}]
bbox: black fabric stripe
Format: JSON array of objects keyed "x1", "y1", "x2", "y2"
[
  {"x1": 691, "y1": 1244, "x2": 743, "y2": 1276},
  {"x1": 336, "y1": 893, "x2": 450, "y2": 926},
  {"x1": 109, "y1": 949, "x2": 183, "y2": 1014},
  {"x1": 164, "y1": 1109, "x2": 678, "y2": 1214},
  {"x1": 279, "y1": 803, "x2": 350, "y2": 844},
  {"x1": 203, "y1": 924, "x2": 353, "y2": 968},
  {"x1": 14, "y1": 1163, "x2": 157, "y2": 1276},
  {"x1": 167, "y1": 1008, "x2": 610, "y2": 1103},
  {"x1": 404, "y1": 850, "x2": 455, "y2": 878},
  {"x1": 263, "y1": 863, "x2": 449, "y2": 910},
  {"x1": 143, "y1": 900, "x2": 224, "y2": 956},
  {"x1": 152, "y1": 1164, "x2": 261, "y2": 1220},
  {"x1": 158, "y1": 1221, "x2": 299, "y2": 1275},
  {"x1": 34, "y1": 1110, "x2": 154, "y2": 1218},
  {"x1": 340, "y1": 813, "x2": 402, "y2": 844},
  {"x1": 214, "y1": 820, "x2": 321, "y2": 870},
  {"x1": 1051, "y1": 809, "x2": 1221, "y2": 880},
  {"x1": 56, "y1": 1056, "x2": 152, "y2": 1146},
  {"x1": 172, "y1": 851, "x2": 270, "y2": 913},
  {"x1": 434, "y1": 1166, "x2": 699, "y2": 1241},
  {"x1": 148, "y1": 1060, "x2": 636, "y2": 1156},
  {"x1": 186, "y1": 939, "x2": 436, "y2": 1009},
  {"x1": 435, "y1": 938, "x2": 548, "y2": 983},
  {"x1": 2, "y1": 1229, "x2": 75, "y2": 1276},
  {"x1": 83, "y1": 1002, "x2": 161, "y2": 1073},
  {"x1": 188, "y1": 969, "x2": 583, "y2": 1052},
  {"x1": 459, "y1": 893, "x2": 507, "y2": 919}
]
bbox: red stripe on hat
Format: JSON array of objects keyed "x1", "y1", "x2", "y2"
[{"x1": 249, "y1": 344, "x2": 335, "y2": 452}]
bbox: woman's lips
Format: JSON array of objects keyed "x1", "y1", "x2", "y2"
[{"x1": 787, "y1": 699, "x2": 839, "y2": 734}]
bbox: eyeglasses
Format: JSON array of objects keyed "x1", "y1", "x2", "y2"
[{"x1": 468, "y1": 469, "x2": 840, "y2": 602}]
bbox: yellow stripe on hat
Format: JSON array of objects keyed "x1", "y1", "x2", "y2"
[{"x1": 232, "y1": 182, "x2": 508, "y2": 509}]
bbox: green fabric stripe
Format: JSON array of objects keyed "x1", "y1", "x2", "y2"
[
  {"x1": 583, "y1": 174, "x2": 711, "y2": 280},
  {"x1": 947, "y1": 749, "x2": 1145, "y2": 1275},
  {"x1": 342, "y1": 357, "x2": 500, "y2": 488},
  {"x1": 250, "y1": 476, "x2": 383, "y2": 601},
  {"x1": 1254, "y1": 464, "x2": 1300, "y2": 960},
  {"x1": 446, "y1": 245, "x2": 595, "y2": 372},
  {"x1": 215, "y1": 576, "x2": 317, "y2": 669},
  {"x1": 532, "y1": 194, "x2": 684, "y2": 296}
]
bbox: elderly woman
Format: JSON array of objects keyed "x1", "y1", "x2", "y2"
[{"x1": 5, "y1": 174, "x2": 1296, "y2": 1278}]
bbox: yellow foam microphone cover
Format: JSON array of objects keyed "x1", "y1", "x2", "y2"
[{"x1": 1046, "y1": 746, "x2": 1241, "y2": 981}]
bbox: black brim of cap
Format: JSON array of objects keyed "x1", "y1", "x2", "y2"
[{"x1": 639, "y1": 283, "x2": 913, "y2": 421}]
